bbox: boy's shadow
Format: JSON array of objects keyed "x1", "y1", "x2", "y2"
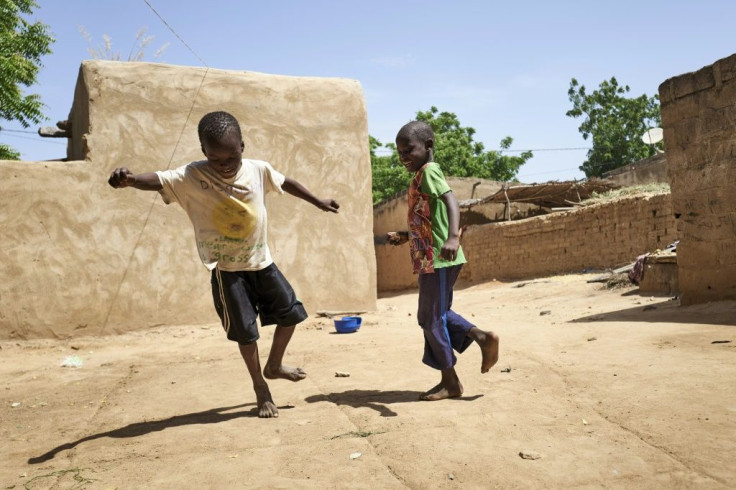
[
  {"x1": 304, "y1": 390, "x2": 483, "y2": 417},
  {"x1": 28, "y1": 402, "x2": 278, "y2": 464}
]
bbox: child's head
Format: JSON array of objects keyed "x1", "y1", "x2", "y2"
[
  {"x1": 395, "y1": 121, "x2": 434, "y2": 173},
  {"x1": 197, "y1": 111, "x2": 244, "y2": 179}
]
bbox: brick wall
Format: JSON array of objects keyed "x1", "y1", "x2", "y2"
[
  {"x1": 376, "y1": 193, "x2": 676, "y2": 291},
  {"x1": 659, "y1": 53, "x2": 736, "y2": 305}
]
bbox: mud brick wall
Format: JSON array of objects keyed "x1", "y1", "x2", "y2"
[
  {"x1": 659, "y1": 54, "x2": 736, "y2": 305},
  {"x1": 376, "y1": 193, "x2": 676, "y2": 291},
  {"x1": 460, "y1": 194, "x2": 676, "y2": 283}
]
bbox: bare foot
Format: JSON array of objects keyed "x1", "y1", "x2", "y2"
[
  {"x1": 263, "y1": 364, "x2": 307, "y2": 382},
  {"x1": 254, "y1": 384, "x2": 278, "y2": 418},
  {"x1": 420, "y1": 381, "x2": 463, "y2": 401},
  {"x1": 478, "y1": 331, "x2": 500, "y2": 373}
]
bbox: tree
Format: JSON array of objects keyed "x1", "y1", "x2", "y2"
[
  {"x1": 566, "y1": 77, "x2": 661, "y2": 178},
  {"x1": 78, "y1": 25, "x2": 169, "y2": 61},
  {"x1": 371, "y1": 107, "x2": 533, "y2": 204},
  {"x1": 370, "y1": 135, "x2": 408, "y2": 204},
  {"x1": 0, "y1": 0, "x2": 54, "y2": 160}
]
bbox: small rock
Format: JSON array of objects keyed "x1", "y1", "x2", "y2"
[
  {"x1": 711, "y1": 340, "x2": 731, "y2": 344},
  {"x1": 335, "y1": 371, "x2": 351, "y2": 377},
  {"x1": 60, "y1": 355, "x2": 83, "y2": 368},
  {"x1": 11, "y1": 402, "x2": 21, "y2": 408},
  {"x1": 587, "y1": 337, "x2": 597, "y2": 342},
  {"x1": 349, "y1": 452, "x2": 362, "y2": 460},
  {"x1": 539, "y1": 310, "x2": 551, "y2": 316},
  {"x1": 519, "y1": 450, "x2": 542, "y2": 460},
  {"x1": 448, "y1": 472, "x2": 455, "y2": 480},
  {"x1": 500, "y1": 367, "x2": 512, "y2": 373}
]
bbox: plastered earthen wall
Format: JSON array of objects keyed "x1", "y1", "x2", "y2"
[
  {"x1": 377, "y1": 193, "x2": 676, "y2": 291},
  {"x1": 659, "y1": 54, "x2": 736, "y2": 305},
  {"x1": 603, "y1": 153, "x2": 668, "y2": 187},
  {"x1": 0, "y1": 60, "x2": 376, "y2": 339}
]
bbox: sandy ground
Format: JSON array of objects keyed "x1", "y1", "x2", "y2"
[{"x1": 2, "y1": 273, "x2": 735, "y2": 489}]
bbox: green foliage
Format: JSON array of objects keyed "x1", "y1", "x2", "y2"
[
  {"x1": 370, "y1": 135, "x2": 410, "y2": 204},
  {"x1": 416, "y1": 107, "x2": 532, "y2": 181},
  {"x1": 371, "y1": 107, "x2": 533, "y2": 204},
  {"x1": 566, "y1": 77, "x2": 661, "y2": 178},
  {"x1": 0, "y1": 0, "x2": 54, "y2": 159}
]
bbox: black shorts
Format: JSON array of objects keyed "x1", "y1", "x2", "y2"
[{"x1": 211, "y1": 263, "x2": 308, "y2": 344}]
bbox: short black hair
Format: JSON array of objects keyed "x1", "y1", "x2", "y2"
[
  {"x1": 396, "y1": 120, "x2": 434, "y2": 142},
  {"x1": 197, "y1": 111, "x2": 242, "y2": 145}
]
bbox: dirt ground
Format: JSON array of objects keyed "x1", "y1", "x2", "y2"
[{"x1": 2, "y1": 273, "x2": 735, "y2": 489}]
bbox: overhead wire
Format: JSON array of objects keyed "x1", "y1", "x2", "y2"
[{"x1": 100, "y1": 0, "x2": 210, "y2": 333}]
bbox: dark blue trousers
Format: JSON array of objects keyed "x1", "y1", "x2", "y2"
[{"x1": 417, "y1": 265, "x2": 475, "y2": 370}]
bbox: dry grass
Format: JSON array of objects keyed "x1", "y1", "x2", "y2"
[{"x1": 584, "y1": 183, "x2": 670, "y2": 205}]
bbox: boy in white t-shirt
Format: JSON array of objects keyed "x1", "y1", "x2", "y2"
[{"x1": 108, "y1": 111, "x2": 339, "y2": 418}]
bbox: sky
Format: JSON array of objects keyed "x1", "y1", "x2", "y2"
[{"x1": 3, "y1": 0, "x2": 735, "y2": 183}]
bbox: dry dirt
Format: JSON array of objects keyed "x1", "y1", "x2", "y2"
[{"x1": 2, "y1": 274, "x2": 735, "y2": 489}]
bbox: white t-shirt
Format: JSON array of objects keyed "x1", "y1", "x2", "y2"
[{"x1": 156, "y1": 159, "x2": 285, "y2": 272}]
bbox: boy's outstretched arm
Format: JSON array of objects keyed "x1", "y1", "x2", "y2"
[
  {"x1": 282, "y1": 176, "x2": 339, "y2": 213},
  {"x1": 439, "y1": 190, "x2": 461, "y2": 261},
  {"x1": 108, "y1": 168, "x2": 163, "y2": 191}
]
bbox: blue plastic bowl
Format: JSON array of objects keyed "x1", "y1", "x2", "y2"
[{"x1": 334, "y1": 316, "x2": 362, "y2": 333}]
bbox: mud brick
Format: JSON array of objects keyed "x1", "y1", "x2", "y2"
[
  {"x1": 671, "y1": 65, "x2": 716, "y2": 99},
  {"x1": 716, "y1": 53, "x2": 736, "y2": 82}
]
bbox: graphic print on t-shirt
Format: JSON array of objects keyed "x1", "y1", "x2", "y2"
[{"x1": 213, "y1": 198, "x2": 257, "y2": 240}]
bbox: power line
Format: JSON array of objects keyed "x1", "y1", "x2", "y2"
[
  {"x1": 0, "y1": 127, "x2": 38, "y2": 134},
  {"x1": 502, "y1": 147, "x2": 590, "y2": 153},
  {"x1": 373, "y1": 146, "x2": 591, "y2": 155},
  {"x1": 101, "y1": 0, "x2": 210, "y2": 334},
  {"x1": 0, "y1": 132, "x2": 66, "y2": 145},
  {"x1": 143, "y1": 0, "x2": 208, "y2": 67}
]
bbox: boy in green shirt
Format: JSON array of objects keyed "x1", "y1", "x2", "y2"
[{"x1": 388, "y1": 121, "x2": 499, "y2": 400}]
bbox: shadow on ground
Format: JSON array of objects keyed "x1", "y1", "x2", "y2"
[
  {"x1": 571, "y1": 299, "x2": 736, "y2": 326},
  {"x1": 27, "y1": 403, "x2": 270, "y2": 464},
  {"x1": 305, "y1": 390, "x2": 483, "y2": 417}
]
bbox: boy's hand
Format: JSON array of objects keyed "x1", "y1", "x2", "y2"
[
  {"x1": 108, "y1": 168, "x2": 136, "y2": 188},
  {"x1": 387, "y1": 231, "x2": 409, "y2": 246},
  {"x1": 317, "y1": 198, "x2": 340, "y2": 213},
  {"x1": 440, "y1": 236, "x2": 460, "y2": 261}
]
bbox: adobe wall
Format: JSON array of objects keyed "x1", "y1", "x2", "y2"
[
  {"x1": 377, "y1": 193, "x2": 676, "y2": 291},
  {"x1": 659, "y1": 53, "x2": 736, "y2": 305},
  {"x1": 603, "y1": 153, "x2": 668, "y2": 187},
  {"x1": 0, "y1": 60, "x2": 376, "y2": 339}
]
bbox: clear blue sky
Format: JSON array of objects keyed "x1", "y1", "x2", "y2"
[{"x1": 4, "y1": 0, "x2": 735, "y2": 182}]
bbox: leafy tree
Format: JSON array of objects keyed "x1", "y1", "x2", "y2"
[
  {"x1": 566, "y1": 77, "x2": 661, "y2": 178},
  {"x1": 417, "y1": 107, "x2": 532, "y2": 181},
  {"x1": 0, "y1": 0, "x2": 54, "y2": 160},
  {"x1": 78, "y1": 25, "x2": 169, "y2": 61},
  {"x1": 371, "y1": 107, "x2": 532, "y2": 204},
  {"x1": 370, "y1": 135, "x2": 409, "y2": 204}
]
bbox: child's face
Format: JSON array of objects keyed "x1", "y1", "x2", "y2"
[
  {"x1": 396, "y1": 135, "x2": 432, "y2": 173},
  {"x1": 201, "y1": 131, "x2": 244, "y2": 179}
]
